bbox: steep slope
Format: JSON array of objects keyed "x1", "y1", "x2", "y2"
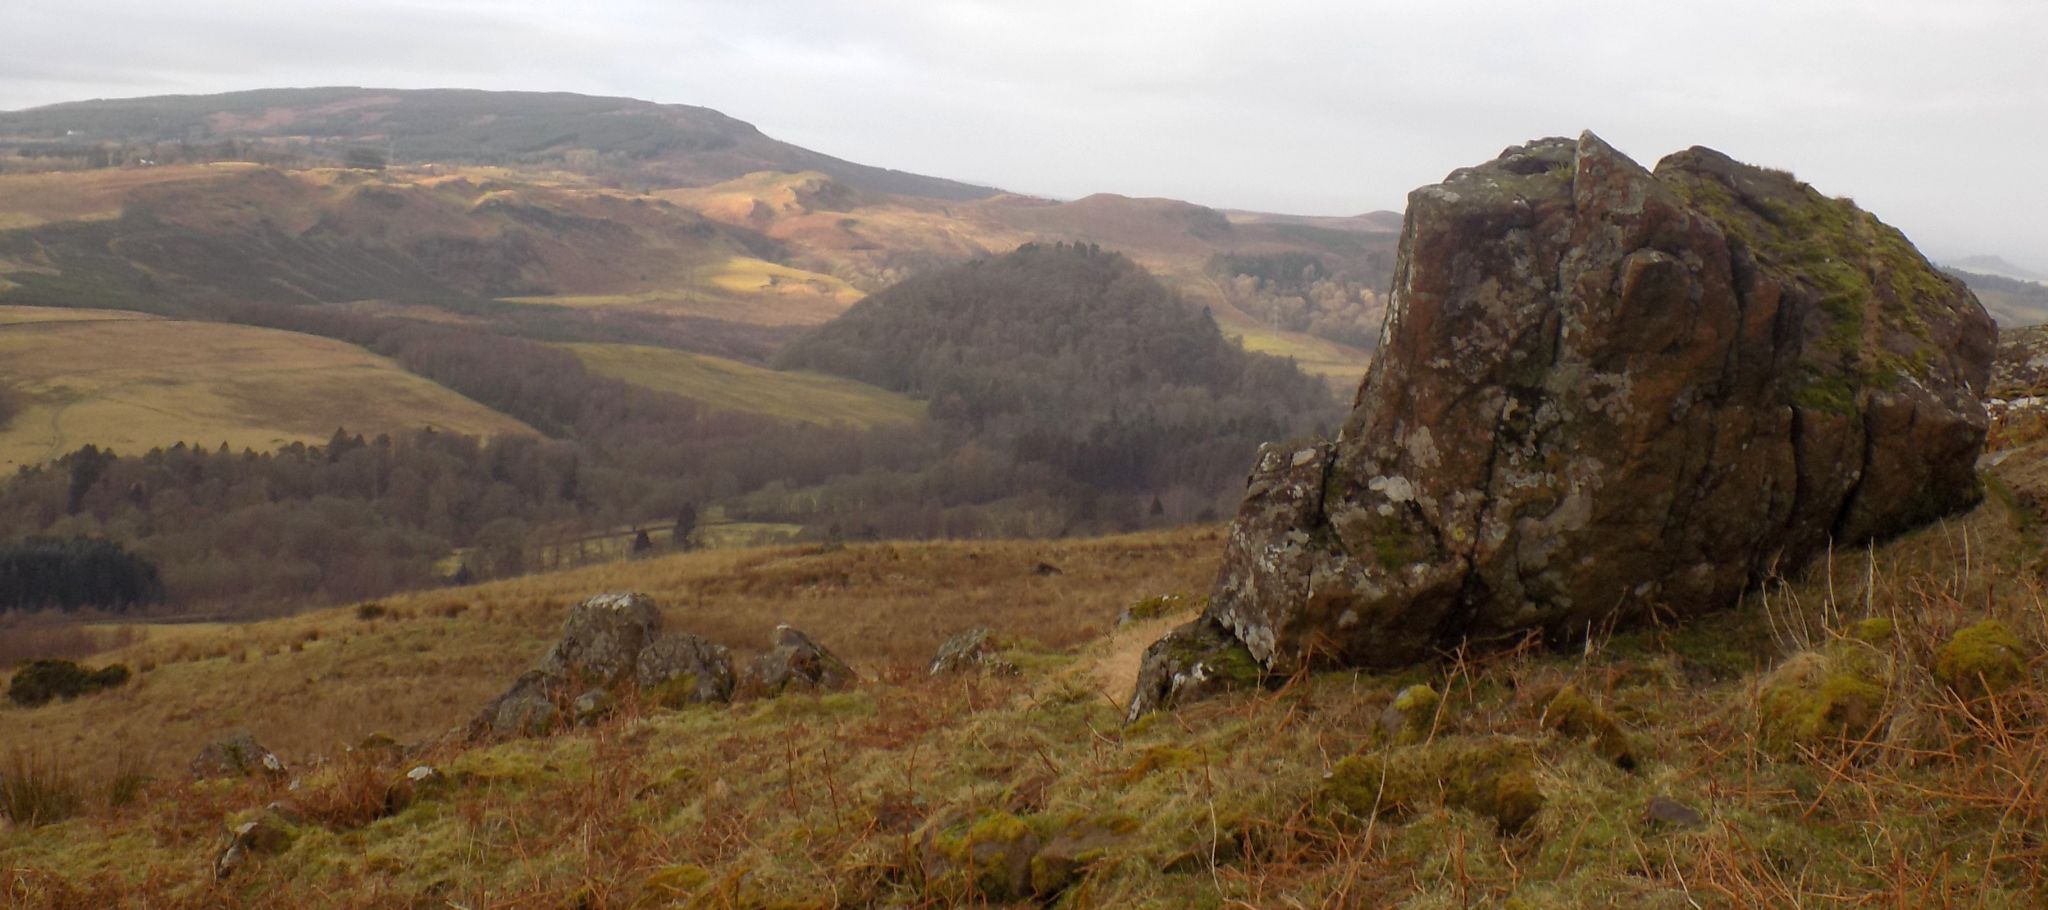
[{"x1": 0, "y1": 87, "x2": 998, "y2": 201}]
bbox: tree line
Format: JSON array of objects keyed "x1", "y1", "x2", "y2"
[{"x1": 0, "y1": 537, "x2": 163, "y2": 614}]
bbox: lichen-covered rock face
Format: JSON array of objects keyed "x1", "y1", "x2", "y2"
[
  {"x1": 636, "y1": 633, "x2": 736, "y2": 706},
  {"x1": 1124, "y1": 616, "x2": 1268, "y2": 722},
  {"x1": 739, "y1": 625, "x2": 857, "y2": 697},
  {"x1": 1204, "y1": 132, "x2": 1993, "y2": 674},
  {"x1": 539, "y1": 592, "x2": 663, "y2": 687}
]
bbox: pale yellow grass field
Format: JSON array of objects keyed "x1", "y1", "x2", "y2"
[
  {"x1": 0, "y1": 306, "x2": 535, "y2": 470},
  {"x1": 563, "y1": 342, "x2": 922, "y2": 428},
  {"x1": 502, "y1": 256, "x2": 863, "y2": 326}
]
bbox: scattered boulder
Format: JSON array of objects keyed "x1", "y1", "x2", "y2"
[
  {"x1": 6, "y1": 659, "x2": 130, "y2": 708},
  {"x1": 213, "y1": 811, "x2": 294, "y2": 879},
  {"x1": 1933, "y1": 619, "x2": 2029, "y2": 699},
  {"x1": 929, "y1": 628, "x2": 1017, "y2": 676},
  {"x1": 191, "y1": 732, "x2": 287, "y2": 781},
  {"x1": 739, "y1": 625, "x2": 856, "y2": 697},
  {"x1": 1125, "y1": 616, "x2": 1268, "y2": 723},
  {"x1": 1142, "y1": 131, "x2": 1992, "y2": 712},
  {"x1": 472, "y1": 670, "x2": 565, "y2": 739},
  {"x1": 1028, "y1": 813, "x2": 1140, "y2": 896},
  {"x1": 538, "y1": 591, "x2": 663, "y2": 687},
  {"x1": 637, "y1": 633, "x2": 736, "y2": 706},
  {"x1": 922, "y1": 811, "x2": 1044, "y2": 903}
]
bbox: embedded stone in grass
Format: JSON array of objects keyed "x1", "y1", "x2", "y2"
[
  {"x1": 1540, "y1": 684, "x2": 1638, "y2": 769},
  {"x1": 1756, "y1": 641, "x2": 1892, "y2": 751},
  {"x1": 1641, "y1": 795, "x2": 1705, "y2": 830},
  {"x1": 1933, "y1": 619, "x2": 2029, "y2": 699},
  {"x1": 922, "y1": 810, "x2": 1045, "y2": 903}
]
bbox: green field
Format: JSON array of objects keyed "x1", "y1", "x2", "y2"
[
  {"x1": 0, "y1": 306, "x2": 535, "y2": 470},
  {"x1": 563, "y1": 342, "x2": 924, "y2": 428}
]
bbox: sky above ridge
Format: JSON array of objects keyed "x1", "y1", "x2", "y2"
[{"x1": 2, "y1": 0, "x2": 2043, "y2": 267}]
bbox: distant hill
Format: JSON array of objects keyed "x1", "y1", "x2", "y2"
[
  {"x1": 1948, "y1": 267, "x2": 2048, "y2": 327},
  {"x1": 0, "y1": 87, "x2": 999, "y2": 201},
  {"x1": 777, "y1": 242, "x2": 1336, "y2": 492},
  {"x1": 1946, "y1": 254, "x2": 2048, "y2": 284}
]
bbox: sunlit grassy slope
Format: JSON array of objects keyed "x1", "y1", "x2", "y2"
[
  {"x1": 562, "y1": 342, "x2": 923, "y2": 428},
  {"x1": 8, "y1": 433, "x2": 2048, "y2": 905},
  {"x1": 501, "y1": 256, "x2": 864, "y2": 327},
  {"x1": 0, "y1": 164, "x2": 264, "y2": 231},
  {"x1": 0, "y1": 306, "x2": 534, "y2": 470}
]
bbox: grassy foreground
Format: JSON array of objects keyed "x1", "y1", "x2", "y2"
[{"x1": 4, "y1": 466, "x2": 2048, "y2": 906}]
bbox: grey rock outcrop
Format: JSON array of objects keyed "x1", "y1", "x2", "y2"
[
  {"x1": 1136, "y1": 132, "x2": 1993, "y2": 713},
  {"x1": 636, "y1": 633, "x2": 736, "y2": 706},
  {"x1": 739, "y1": 624, "x2": 857, "y2": 697},
  {"x1": 537, "y1": 591, "x2": 662, "y2": 686}
]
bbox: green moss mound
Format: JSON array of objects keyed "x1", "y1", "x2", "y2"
[
  {"x1": 1540, "y1": 685, "x2": 1636, "y2": 768},
  {"x1": 1757, "y1": 642, "x2": 1890, "y2": 751},
  {"x1": 1933, "y1": 619, "x2": 2029, "y2": 699},
  {"x1": 1326, "y1": 736, "x2": 1545, "y2": 835}
]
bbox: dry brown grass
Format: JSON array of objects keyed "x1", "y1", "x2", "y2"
[{"x1": 0, "y1": 527, "x2": 1218, "y2": 783}]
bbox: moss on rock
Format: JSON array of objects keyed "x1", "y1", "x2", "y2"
[
  {"x1": 1325, "y1": 736, "x2": 1545, "y2": 835},
  {"x1": 1540, "y1": 685, "x2": 1637, "y2": 769},
  {"x1": 1757, "y1": 641, "x2": 1891, "y2": 751},
  {"x1": 1933, "y1": 619, "x2": 2029, "y2": 699},
  {"x1": 1380, "y1": 683, "x2": 1441, "y2": 745}
]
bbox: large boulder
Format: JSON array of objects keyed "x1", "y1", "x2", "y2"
[
  {"x1": 471, "y1": 591, "x2": 666, "y2": 739},
  {"x1": 537, "y1": 591, "x2": 663, "y2": 687},
  {"x1": 1165, "y1": 132, "x2": 1992, "y2": 694}
]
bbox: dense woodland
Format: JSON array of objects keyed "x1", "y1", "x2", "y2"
[
  {"x1": 1208, "y1": 251, "x2": 1385, "y2": 348},
  {"x1": 0, "y1": 244, "x2": 1336, "y2": 616},
  {"x1": 0, "y1": 536, "x2": 163, "y2": 613}
]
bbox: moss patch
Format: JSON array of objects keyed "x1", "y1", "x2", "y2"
[
  {"x1": 1326, "y1": 736, "x2": 1545, "y2": 835},
  {"x1": 1933, "y1": 619, "x2": 2029, "y2": 699}
]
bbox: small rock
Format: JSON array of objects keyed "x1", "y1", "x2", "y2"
[
  {"x1": 572, "y1": 688, "x2": 616, "y2": 726},
  {"x1": 739, "y1": 625, "x2": 856, "y2": 697},
  {"x1": 471, "y1": 670, "x2": 564, "y2": 739},
  {"x1": 636, "y1": 632, "x2": 735, "y2": 706},
  {"x1": 1540, "y1": 685, "x2": 1637, "y2": 769},
  {"x1": 929, "y1": 628, "x2": 1017, "y2": 676},
  {"x1": 1757, "y1": 641, "x2": 1892, "y2": 752},
  {"x1": 405, "y1": 765, "x2": 441, "y2": 784},
  {"x1": 1642, "y1": 795, "x2": 1705, "y2": 830},
  {"x1": 191, "y1": 732, "x2": 286, "y2": 780},
  {"x1": 214, "y1": 812, "x2": 294, "y2": 878},
  {"x1": 1032, "y1": 562, "x2": 1063, "y2": 576},
  {"x1": 1125, "y1": 616, "x2": 1268, "y2": 722},
  {"x1": 1379, "y1": 684, "x2": 1441, "y2": 745}
]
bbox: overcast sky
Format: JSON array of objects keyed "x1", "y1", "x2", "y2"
[{"x1": 2, "y1": 0, "x2": 2043, "y2": 266}]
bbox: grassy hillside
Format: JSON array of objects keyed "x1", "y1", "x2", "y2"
[
  {"x1": 1953, "y1": 268, "x2": 2048, "y2": 327},
  {"x1": 563, "y1": 343, "x2": 923, "y2": 428},
  {"x1": 4, "y1": 445, "x2": 2048, "y2": 905},
  {"x1": 0, "y1": 306, "x2": 532, "y2": 470}
]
